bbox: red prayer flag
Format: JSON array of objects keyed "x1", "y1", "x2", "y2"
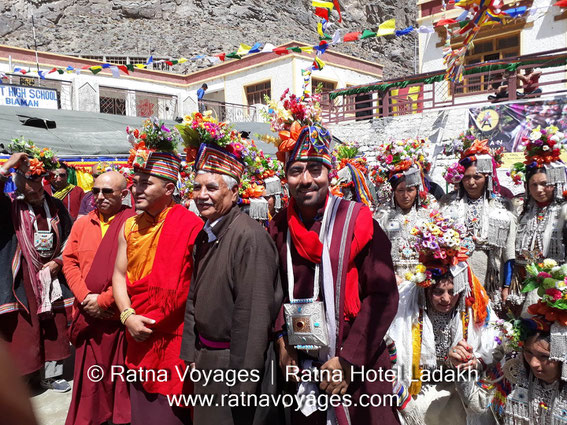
[
  {"x1": 315, "y1": 7, "x2": 329, "y2": 20},
  {"x1": 333, "y1": 0, "x2": 342, "y2": 22},
  {"x1": 48, "y1": 67, "x2": 57, "y2": 74},
  {"x1": 436, "y1": 18, "x2": 458, "y2": 27},
  {"x1": 343, "y1": 31, "x2": 361, "y2": 42},
  {"x1": 117, "y1": 65, "x2": 129, "y2": 75},
  {"x1": 165, "y1": 61, "x2": 173, "y2": 66},
  {"x1": 555, "y1": 0, "x2": 567, "y2": 7},
  {"x1": 273, "y1": 47, "x2": 291, "y2": 55},
  {"x1": 216, "y1": 53, "x2": 226, "y2": 61}
]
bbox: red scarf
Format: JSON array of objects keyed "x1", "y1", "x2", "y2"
[
  {"x1": 286, "y1": 197, "x2": 324, "y2": 263},
  {"x1": 286, "y1": 196, "x2": 374, "y2": 320}
]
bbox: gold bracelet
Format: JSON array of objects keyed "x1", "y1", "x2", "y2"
[{"x1": 120, "y1": 308, "x2": 135, "y2": 325}]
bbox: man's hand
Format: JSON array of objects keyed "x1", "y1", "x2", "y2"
[
  {"x1": 501, "y1": 287, "x2": 510, "y2": 303},
  {"x1": 124, "y1": 314, "x2": 155, "y2": 342},
  {"x1": 2, "y1": 153, "x2": 29, "y2": 173},
  {"x1": 81, "y1": 294, "x2": 114, "y2": 319},
  {"x1": 42, "y1": 261, "x2": 61, "y2": 279},
  {"x1": 448, "y1": 340, "x2": 477, "y2": 370},
  {"x1": 276, "y1": 336, "x2": 299, "y2": 381},
  {"x1": 319, "y1": 357, "x2": 351, "y2": 396}
]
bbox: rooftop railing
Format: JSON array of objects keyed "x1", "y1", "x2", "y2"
[{"x1": 321, "y1": 48, "x2": 567, "y2": 124}]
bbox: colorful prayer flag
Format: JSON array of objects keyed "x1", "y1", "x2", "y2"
[
  {"x1": 360, "y1": 29, "x2": 377, "y2": 39},
  {"x1": 343, "y1": 32, "x2": 361, "y2": 42},
  {"x1": 377, "y1": 19, "x2": 396, "y2": 37},
  {"x1": 315, "y1": 7, "x2": 329, "y2": 20},
  {"x1": 312, "y1": 1, "x2": 334, "y2": 9}
]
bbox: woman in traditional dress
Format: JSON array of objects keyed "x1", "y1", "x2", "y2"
[
  {"x1": 511, "y1": 126, "x2": 567, "y2": 308},
  {"x1": 440, "y1": 139, "x2": 516, "y2": 304},
  {"x1": 373, "y1": 139, "x2": 437, "y2": 281},
  {"x1": 389, "y1": 211, "x2": 498, "y2": 425},
  {"x1": 486, "y1": 258, "x2": 567, "y2": 424}
]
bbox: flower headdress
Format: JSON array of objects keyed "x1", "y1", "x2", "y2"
[
  {"x1": 239, "y1": 139, "x2": 285, "y2": 219},
  {"x1": 331, "y1": 142, "x2": 374, "y2": 207},
  {"x1": 518, "y1": 257, "x2": 567, "y2": 379},
  {"x1": 7, "y1": 138, "x2": 59, "y2": 177},
  {"x1": 176, "y1": 111, "x2": 245, "y2": 181},
  {"x1": 126, "y1": 117, "x2": 182, "y2": 183},
  {"x1": 406, "y1": 210, "x2": 489, "y2": 325},
  {"x1": 373, "y1": 138, "x2": 430, "y2": 207},
  {"x1": 509, "y1": 126, "x2": 567, "y2": 199},
  {"x1": 262, "y1": 89, "x2": 332, "y2": 169},
  {"x1": 443, "y1": 134, "x2": 504, "y2": 194}
]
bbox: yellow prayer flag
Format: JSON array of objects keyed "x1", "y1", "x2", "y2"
[
  {"x1": 236, "y1": 43, "x2": 252, "y2": 56},
  {"x1": 178, "y1": 58, "x2": 188, "y2": 64},
  {"x1": 317, "y1": 22, "x2": 325, "y2": 38},
  {"x1": 90, "y1": 66, "x2": 102, "y2": 70},
  {"x1": 134, "y1": 64, "x2": 146, "y2": 69},
  {"x1": 315, "y1": 57, "x2": 325, "y2": 70},
  {"x1": 377, "y1": 19, "x2": 396, "y2": 37},
  {"x1": 300, "y1": 46, "x2": 314, "y2": 53},
  {"x1": 312, "y1": 0, "x2": 334, "y2": 9}
]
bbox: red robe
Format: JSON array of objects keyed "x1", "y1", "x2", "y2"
[
  {"x1": 269, "y1": 198, "x2": 400, "y2": 425},
  {"x1": 64, "y1": 207, "x2": 135, "y2": 425},
  {"x1": 126, "y1": 205, "x2": 203, "y2": 396},
  {"x1": 44, "y1": 184, "x2": 85, "y2": 221}
]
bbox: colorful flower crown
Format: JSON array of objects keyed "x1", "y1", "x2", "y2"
[
  {"x1": 8, "y1": 138, "x2": 59, "y2": 176},
  {"x1": 443, "y1": 138, "x2": 504, "y2": 185},
  {"x1": 239, "y1": 139, "x2": 284, "y2": 203},
  {"x1": 175, "y1": 111, "x2": 244, "y2": 163},
  {"x1": 443, "y1": 127, "x2": 477, "y2": 157},
  {"x1": 374, "y1": 138, "x2": 430, "y2": 182},
  {"x1": 333, "y1": 141, "x2": 368, "y2": 174},
  {"x1": 126, "y1": 118, "x2": 180, "y2": 166},
  {"x1": 522, "y1": 125, "x2": 565, "y2": 168},
  {"x1": 523, "y1": 259, "x2": 567, "y2": 326},
  {"x1": 405, "y1": 211, "x2": 467, "y2": 288}
]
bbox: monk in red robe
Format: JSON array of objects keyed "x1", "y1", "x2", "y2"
[
  {"x1": 44, "y1": 163, "x2": 84, "y2": 221},
  {"x1": 268, "y1": 123, "x2": 400, "y2": 424},
  {"x1": 63, "y1": 171, "x2": 135, "y2": 425},
  {"x1": 113, "y1": 149, "x2": 203, "y2": 425}
]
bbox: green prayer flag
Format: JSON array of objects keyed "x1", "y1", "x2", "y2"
[
  {"x1": 226, "y1": 52, "x2": 241, "y2": 59},
  {"x1": 56, "y1": 69, "x2": 64, "y2": 74},
  {"x1": 287, "y1": 47, "x2": 302, "y2": 53},
  {"x1": 360, "y1": 29, "x2": 377, "y2": 39}
]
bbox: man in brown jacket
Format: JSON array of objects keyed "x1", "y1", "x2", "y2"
[{"x1": 180, "y1": 142, "x2": 282, "y2": 425}]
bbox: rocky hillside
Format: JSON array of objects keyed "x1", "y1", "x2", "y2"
[{"x1": 1, "y1": 0, "x2": 418, "y2": 79}]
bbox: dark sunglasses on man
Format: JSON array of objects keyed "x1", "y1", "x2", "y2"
[{"x1": 92, "y1": 187, "x2": 115, "y2": 195}]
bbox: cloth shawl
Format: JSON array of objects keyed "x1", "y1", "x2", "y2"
[
  {"x1": 126, "y1": 204, "x2": 202, "y2": 396},
  {"x1": 11, "y1": 197, "x2": 64, "y2": 317}
]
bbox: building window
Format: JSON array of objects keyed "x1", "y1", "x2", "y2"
[
  {"x1": 246, "y1": 81, "x2": 271, "y2": 105},
  {"x1": 312, "y1": 79, "x2": 336, "y2": 93},
  {"x1": 454, "y1": 33, "x2": 520, "y2": 94},
  {"x1": 100, "y1": 87, "x2": 127, "y2": 116}
]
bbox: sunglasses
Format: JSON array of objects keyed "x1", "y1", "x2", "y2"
[{"x1": 92, "y1": 187, "x2": 115, "y2": 195}]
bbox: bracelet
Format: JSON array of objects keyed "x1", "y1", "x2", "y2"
[{"x1": 120, "y1": 308, "x2": 135, "y2": 325}]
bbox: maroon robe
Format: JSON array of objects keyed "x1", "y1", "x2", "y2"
[
  {"x1": 65, "y1": 208, "x2": 135, "y2": 425},
  {"x1": 0, "y1": 196, "x2": 72, "y2": 376},
  {"x1": 269, "y1": 198, "x2": 400, "y2": 425},
  {"x1": 44, "y1": 184, "x2": 85, "y2": 221}
]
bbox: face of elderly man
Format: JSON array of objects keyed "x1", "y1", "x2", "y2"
[
  {"x1": 193, "y1": 172, "x2": 238, "y2": 222},
  {"x1": 92, "y1": 171, "x2": 128, "y2": 219}
]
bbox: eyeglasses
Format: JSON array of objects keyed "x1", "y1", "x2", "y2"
[{"x1": 92, "y1": 187, "x2": 115, "y2": 195}]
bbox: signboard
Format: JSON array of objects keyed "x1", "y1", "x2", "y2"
[
  {"x1": 468, "y1": 97, "x2": 567, "y2": 152},
  {"x1": 0, "y1": 85, "x2": 58, "y2": 109}
]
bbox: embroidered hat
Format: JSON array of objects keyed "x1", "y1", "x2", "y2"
[
  {"x1": 176, "y1": 111, "x2": 245, "y2": 181},
  {"x1": 286, "y1": 124, "x2": 332, "y2": 168},
  {"x1": 194, "y1": 143, "x2": 245, "y2": 182},
  {"x1": 7, "y1": 138, "x2": 59, "y2": 178},
  {"x1": 126, "y1": 118, "x2": 181, "y2": 183}
]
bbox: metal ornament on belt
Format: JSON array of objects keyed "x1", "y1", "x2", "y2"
[
  {"x1": 284, "y1": 301, "x2": 329, "y2": 348},
  {"x1": 34, "y1": 230, "x2": 54, "y2": 251}
]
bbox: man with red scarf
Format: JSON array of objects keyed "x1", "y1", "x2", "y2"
[
  {"x1": 63, "y1": 171, "x2": 135, "y2": 425},
  {"x1": 268, "y1": 124, "x2": 400, "y2": 424},
  {"x1": 113, "y1": 148, "x2": 203, "y2": 425}
]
